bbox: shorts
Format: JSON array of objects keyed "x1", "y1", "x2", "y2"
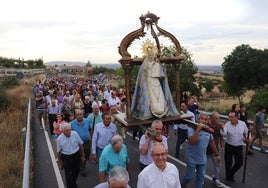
[{"x1": 256, "y1": 128, "x2": 263, "y2": 139}]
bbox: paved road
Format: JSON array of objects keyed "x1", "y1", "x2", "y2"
[{"x1": 33, "y1": 109, "x2": 268, "y2": 188}]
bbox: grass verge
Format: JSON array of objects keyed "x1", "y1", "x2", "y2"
[{"x1": 0, "y1": 81, "x2": 33, "y2": 188}]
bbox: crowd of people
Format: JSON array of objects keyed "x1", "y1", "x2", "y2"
[{"x1": 32, "y1": 76, "x2": 267, "y2": 188}]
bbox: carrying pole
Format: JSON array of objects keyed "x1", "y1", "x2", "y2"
[{"x1": 242, "y1": 131, "x2": 250, "y2": 183}]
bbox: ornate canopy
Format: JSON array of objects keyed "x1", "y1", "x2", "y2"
[
  {"x1": 118, "y1": 12, "x2": 183, "y2": 120},
  {"x1": 118, "y1": 12, "x2": 183, "y2": 64}
]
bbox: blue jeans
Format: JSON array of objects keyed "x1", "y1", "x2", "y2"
[
  {"x1": 176, "y1": 128, "x2": 188, "y2": 156},
  {"x1": 96, "y1": 146, "x2": 104, "y2": 159},
  {"x1": 181, "y1": 163, "x2": 207, "y2": 188},
  {"x1": 207, "y1": 154, "x2": 221, "y2": 180}
]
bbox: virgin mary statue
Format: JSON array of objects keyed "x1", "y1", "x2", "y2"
[{"x1": 131, "y1": 41, "x2": 179, "y2": 120}]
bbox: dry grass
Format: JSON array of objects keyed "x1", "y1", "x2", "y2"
[
  {"x1": 201, "y1": 88, "x2": 255, "y2": 114},
  {"x1": 0, "y1": 82, "x2": 32, "y2": 188},
  {"x1": 201, "y1": 98, "x2": 250, "y2": 115}
]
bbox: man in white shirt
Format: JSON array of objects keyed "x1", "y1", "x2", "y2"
[
  {"x1": 137, "y1": 142, "x2": 181, "y2": 188},
  {"x1": 108, "y1": 92, "x2": 120, "y2": 109},
  {"x1": 173, "y1": 102, "x2": 195, "y2": 158},
  {"x1": 221, "y1": 111, "x2": 248, "y2": 184},
  {"x1": 139, "y1": 120, "x2": 168, "y2": 171},
  {"x1": 103, "y1": 86, "x2": 111, "y2": 100},
  {"x1": 57, "y1": 123, "x2": 85, "y2": 188}
]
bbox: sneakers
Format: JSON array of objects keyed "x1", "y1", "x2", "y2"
[{"x1": 212, "y1": 179, "x2": 223, "y2": 187}]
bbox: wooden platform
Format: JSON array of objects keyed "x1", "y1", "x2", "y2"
[{"x1": 113, "y1": 112, "x2": 192, "y2": 127}]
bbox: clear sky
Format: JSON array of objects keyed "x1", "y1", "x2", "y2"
[{"x1": 1, "y1": 0, "x2": 267, "y2": 65}]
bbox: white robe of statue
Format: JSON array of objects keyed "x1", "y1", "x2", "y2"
[{"x1": 143, "y1": 50, "x2": 167, "y2": 117}]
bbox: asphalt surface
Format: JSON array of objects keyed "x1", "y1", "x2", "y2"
[{"x1": 33, "y1": 108, "x2": 268, "y2": 188}]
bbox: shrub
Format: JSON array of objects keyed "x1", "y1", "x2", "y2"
[
  {"x1": 1, "y1": 77, "x2": 19, "y2": 89},
  {"x1": 0, "y1": 86, "x2": 10, "y2": 110},
  {"x1": 247, "y1": 85, "x2": 268, "y2": 119},
  {"x1": 201, "y1": 79, "x2": 214, "y2": 92}
]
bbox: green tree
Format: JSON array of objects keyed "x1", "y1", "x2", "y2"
[
  {"x1": 85, "y1": 60, "x2": 92, "y2": 67},
  {"x1": 161, "y1": 45, "x2": 199, "y2": 97},
  {"x1": 253, "y1": 49, "x2": 268, "y2": 87},
  {"x1": 222, "y1": 44, "x2": 255, "y2": 103},
  {"x1": 35, "y1": 58, "x2": 45, "y2": 68},
  {"x1": 247, "y1": 85, "x2": 268, "y2": 118},
  {"x1": 179, "y1": 48, "x2": 199, "y2": 97},
  {"x1": 113, "y1": 67, "x2": 123, "y2": 77},
  {"x1": 222, "y1": 44, "x2": 268, "y2": 104},
  {"x1": 201, "y1": 79, "x2": 214, "y2": 92},
  {"x1": 0, "y1": 56, "x2": 44, "y2": 68}
]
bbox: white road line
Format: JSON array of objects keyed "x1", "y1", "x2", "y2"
[
  {"x1": 126, "y1": 132, "x2": 230, "y2": 188},
  {"x1": 41, "y1": 118, "x2": 65, "y2": 188},
  {"x1": 251, "y1": 145, "x2": 267, "y2": 152},
  {"x1": 169, "y1": 155, "x2": 230, "y2": 188}
]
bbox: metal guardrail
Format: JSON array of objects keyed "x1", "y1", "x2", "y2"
[
  {"x1": 22, "y1": 99, "x2": 31, "y2": 188},
  {"x1": 198, "y1": 110, "x2": 268, "y2": 135},
  {"x1": 0, "y1": 68, "x2": 45, "y2": 78}
]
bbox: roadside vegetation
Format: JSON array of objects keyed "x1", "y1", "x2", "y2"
[
  {"x1": 0, "y1": 77, "x2": 33, "y2": 188},
  {"x1": 0, "y1": 56, "x2": 44, "y2": 69}
]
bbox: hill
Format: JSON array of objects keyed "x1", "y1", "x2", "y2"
[
  {"x1": 197, "y1": 65, "x2": 221, "y2": 72},
  {"x1": 92, "y1": 63, "x2": 121, "y2": 69},
  {"x1": 45, "y1": 61, "x2": 86, "y2": 66}
]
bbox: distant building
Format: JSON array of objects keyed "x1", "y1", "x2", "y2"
[{"x1": 86, "y1": 66, "x2": 93, "y2": 74}]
